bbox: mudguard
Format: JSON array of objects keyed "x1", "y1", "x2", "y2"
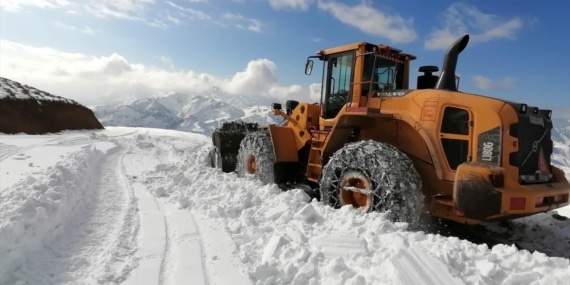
[
  {"x1": 267, "y1": 125, "x2": 299, "y2": 163},
  {"x1": 453, "y1": 162, "x2": 502, "y2": 220}
]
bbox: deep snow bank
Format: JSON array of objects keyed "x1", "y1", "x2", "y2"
[
  {"x1": 1, "y1": 128, "x2": 569, "y2": 285},
  {"x1": 140, "y1": 139, "x2": 570, "y2": 285},
  {"x1": 0, "y1": 141, "x2": 116, "y2": 283}
]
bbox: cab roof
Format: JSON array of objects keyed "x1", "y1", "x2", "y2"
[{"x1": 317, "y1": 41, "x2": 417, "y2": 61}]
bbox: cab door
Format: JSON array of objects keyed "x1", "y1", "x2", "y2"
[{"x1": 321, "y1": 51, "x2": 355, "y2": 120}]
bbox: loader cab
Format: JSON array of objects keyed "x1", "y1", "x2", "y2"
[{"x1": 306, "y1": 42, "x2": 415, "y2": 120}]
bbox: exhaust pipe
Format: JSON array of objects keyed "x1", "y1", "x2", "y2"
[{"x1": 435, "y1": 34, "x2": 470, "y2": 91}]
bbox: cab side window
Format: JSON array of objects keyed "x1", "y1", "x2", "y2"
[{"x1": 441, "y1": 107, "x2": 469, "y2": 135}]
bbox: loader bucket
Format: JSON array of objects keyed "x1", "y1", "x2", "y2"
[{"x1": 211, "y1": 121, "x2": 259, "y2": 172}]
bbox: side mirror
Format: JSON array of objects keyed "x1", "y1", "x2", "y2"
[{"x1": 304, "y1": 60, "x2": 314, "y2": 75}]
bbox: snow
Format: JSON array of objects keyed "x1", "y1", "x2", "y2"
[
  {"x1": 92, "y1": 92, "x2": 282, "y2": 135},
  {"x1": 0, "y1": 77, "x2": 77, "y2": 104},
  {"x1": 1, "y1": 127, "x2": 569, "y2": 285},
  {"x1": 553, "y1": 126, "x2": 570, "y2": 182}
]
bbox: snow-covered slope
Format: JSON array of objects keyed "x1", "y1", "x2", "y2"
[
  {"x1": 0, "y1": 77, "x2": 77, "y2": 104},
  {"x1": 1, "y1": 128, "x2": 569, "y2": 285},
  {"x1": 92, "y1": 92, "x2": 282, "y2": 135}
]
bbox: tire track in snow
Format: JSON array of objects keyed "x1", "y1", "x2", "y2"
[
  {"x1": 124, "y1": 181, "x2": 168, "y2": 285},
  {"x1": 123, "y1": 144, "x2": 210, "y2": 285},
  {"x1": 159, "y1": 199, "x2": 211, "y2": 285},
  {"x1": 0, "y1": 136, "x2": 71, "y2": 162},
  {"x1": 43, "y1": 134, "x2": 94, "y2": 147},
  {"x1": 0, "y1": 143, "x2": 18, "y2": 161},
  {"x1": 189, "y1": 211, "x2": 212, "y2": 285},
  {"x1": 102, "y1": 144, "x2": 142, "y2": 283},
  {"x1": 158, "y1": 199, "x2": 171, "y2": 285}
]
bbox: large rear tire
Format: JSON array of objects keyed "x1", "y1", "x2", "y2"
[
  {"x1": 236, "y1": 130, "x2": 276, "y2": 185},
  {"x1": 319, "y1": 140, "x2": 424, "y2": 225}
]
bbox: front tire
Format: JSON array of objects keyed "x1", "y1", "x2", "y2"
[
  {"x1": 236, "y1": 130, "x2": 275, "y2": 184},
  {"x1": 319, "y1": 140, "x2": 424, "y2": 225}
]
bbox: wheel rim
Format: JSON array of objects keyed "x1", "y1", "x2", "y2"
[
  {"x1": 246, "y1": 154, "x2": 257, "y2": 174},
  {"x1": 339, "y1": 171, "x2": 372, "y2": 212}
]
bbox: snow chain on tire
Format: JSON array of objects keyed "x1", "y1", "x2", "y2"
[
  {"x1": 236, "y1": 130, "x2": 275, "y2": 185},
  {"x1": 320, "y1": 140, "x2": 424, "y2": 225}
]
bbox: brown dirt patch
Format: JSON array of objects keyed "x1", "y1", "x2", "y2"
[{"x1": 0, "y1": 98, "x2": 104, "y2": 134}]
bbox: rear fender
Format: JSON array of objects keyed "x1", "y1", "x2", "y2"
[
  {"x1": 453, "y1": 162, "x2": 504, "y2": 220},
  {"x1": 268, "y1": 125, "x2": 299, "y2": 163}
]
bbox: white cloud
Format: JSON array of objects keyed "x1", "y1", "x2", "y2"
[
  {"x1": 159, "y1": 56, "x2": 174, "y2": 69},
  {"x1": 165, "y1": 13, "x2": 182, "y2": 25},
  {"x1": 0, "y1": 40, "x2": 314, "y2": 106},
  {"x1": 472, "y1": 75, "x2": 515, "y2": 90},
  {"x1": 267, "y1": 82, "x2": 322, "y2": 104},
  {"x1": 165, "y1": 2, "x2": 260, "y2": 32},
  {"x1": 0, "y1": 0, "x2": 71, "y2": 12},
  {"x1": 166, "y1": 1, "x2": 210, "y2": 21},
  {"x1": 54, "y1": 21, "x2": 96, "y2": 35},
  {"x1": 227, "y1": 59, "x2": 276, "y2": 93},
  {"x1": 87, "y1": 0, "x2": 146, "y2": 20},
  {"x1": 308, "y1": 83, "x2": 322, "y2": 102},
  {"x1": 223, "y1": 13, "x2": 263, "y2": 32},
  {"x1": 269, "y1": 0, "x2": 313, "y2": 11},
  {"x1": 91, "y1": 0, "x2": 153, "y2": 15},
  {"x1": 317, "y1": 1, "x2": 416, "y2": 44},
  {"x1": 3, "y1": 0, "x2": 168, "y2": 28},
  {"x1": 425, "y1": 3, "x2": 525, "y2": 50},
  {"x1": 85, "y1": 0, "x2": 169, "y2": 28},
  {"x1": 65, "y1": 9, "x2": 79, "y2": 15},
  {"x1": 2, "y1": 0, "x2": 256, "y2": 32}
]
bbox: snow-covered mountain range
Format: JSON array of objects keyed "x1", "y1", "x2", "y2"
[{"x1": 92, "y1": 92, "x2": 283, "y2": 135}]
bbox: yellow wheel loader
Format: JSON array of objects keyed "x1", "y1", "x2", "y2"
[{"x1": 210, "y1": 34, "x2": 570, "y2": 225}]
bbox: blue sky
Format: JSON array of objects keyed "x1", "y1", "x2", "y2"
[{"x1": 0, "y1": 0, "x2": 569, "y2": 120}]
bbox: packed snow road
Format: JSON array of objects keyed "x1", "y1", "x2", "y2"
[{"x1": 0, "y1": 127, "x2": 569, "y2": 285}]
